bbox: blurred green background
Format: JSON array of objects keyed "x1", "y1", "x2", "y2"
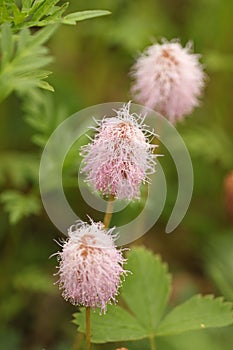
[{"x1": 0, "y1": 0, "x2": 233, "y2": 349}]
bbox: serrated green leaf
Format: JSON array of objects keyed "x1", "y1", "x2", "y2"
[
  {"x1": 23, "y1": 91, "x2": 68, "y2": 148},
  {"x1": 31, "y1": 0, "x2": 60, "y2": 22},
  {"x1": 0, "y1": 4, "x2": 110, "y2": 101},
  {"x1": 22, "y1": 0, "x2": 34, "y2": 13},
  {"x1": 2, "y1": 1, "x2": 110, "y2": 29},
  {"x1": 30, "y1": 0, "x2": 47, "y2": 14},
  {"x1": 122, "y1": 247, "x2": 171, "y2": 332},
  {"x1": 73, "y1": 248, "x2": 171, "y2": 343},
  {"x1": 0, "y1": 190, "x2": 41, "y2": 224},
  {"x1": 0, "y1": 4, "x2": 11, "y2": 25},
  {"x1": 38, "y1": 2, "x2": 69, "y2": 26},
  {"x1": 30, "y1": 23, "x2": 59, "y2": 46},
  {"x1": 73, "y1": 305, "x2": 148, "y2": 343},
  {"x1": 0, "y1": 25, "x2": 56, "y2": 101},
  {"x1": 13, "y1": 55, "x2": 53, "y2": 73},
  {"x1": 156, "y1": 295, "x2": 233, "y2": 336},
  {"x1": 1, "y1": 23, "x2": 14, "y2": 67},
  {"x1": 72, "y1": 248, "x2": 233, "y2": 345},
  {"x1": 11, "y1": 3, "x2": 26, "y2": 25},
  {"x1": 62, "y1": 10, "x2": 111, "y2": 25}
]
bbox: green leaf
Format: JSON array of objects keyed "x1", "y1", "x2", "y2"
[
  {"x1": 31, "y1": 0, "x2": 60, "y2": 22},
  {"x1": 156, "y1": 295, "x2": 233, "y2": 336},
  {"x1": 122, "y1": 247, "x2": 171, "y2": 331},
  {"x1": 23, "y1": 91, "x2": 68, "y2": 147},
  {"x1": 1, "y1": 1, "x2": 110, "y2": 29},
  {"x1": 1, "y1": 23, "x2": 14, "y2": 67},
  {"x1": 0, "y1": 190, "x2": 41, "y2": 224},
  {"x1": 38, "y1": 2, "x2": 69, "y2": 26},
  {"x1": 0, "y1": 4, "x2": 10, "y2": 25},
  {"x1": 30, "y1": 23, "x2": 59, "y2": 47},
  {"x1": 0, "y1": 24, "x2": 57, "y2": 101},
  {"x1": 22, "y1": 0, "x2": 34, "y2": 13},
  {"x1": 11, "y1": 3, "x2": 26, "y2": 25},
  {"x1": 0, "y1": 152, "x2": 39, "y2": 187},
  {"x1": 30, "y1": 0, "x2": 46, "y2": 13},
  {"x1": 17, "y1": 27, "x2": 31, "y2": 52},
  {"x1": 157, "y1": 330, "x2": 229, "y2": 350},
  {"x1": 73, "y1": 305, "x2": 148, "y2": 343},
  {"x1": 73, "y1": 248, "x2": 233, "y2": 344},
  {"x1": 62, "y1": 10, "x2": 111, "y2": 25},
  {"x1": 37, "y1": 79, "x2": 54, "y2": 92},
  {"x1": 73, "y1": 248, "x2": 171, "y2": 343}
]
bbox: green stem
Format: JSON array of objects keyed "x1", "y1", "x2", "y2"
[
  {"x1": 149, "y1": 335, "x2": 156, "y2": 350},
  {"x1": 103, "y1": 194, "x2": 115, "y2": 228},
  {"x1": 86, "y1": 307, "x2": 91, "y2": 350}
]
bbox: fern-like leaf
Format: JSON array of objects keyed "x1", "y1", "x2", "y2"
[{"x1": 0, "y1": 23, "x2": 57, "y2": 101}]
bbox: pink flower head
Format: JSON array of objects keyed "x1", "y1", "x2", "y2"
[
  {"x1": 55, "y1": 220, "x2": 127, "y2": 313},
  {"x1": 81, "y1": 102, "x2": 157, "y2": 200},
  {"x1": 131, "y1": 39, "x2": 205, "y2": 123}
]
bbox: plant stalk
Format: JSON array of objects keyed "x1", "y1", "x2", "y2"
[
  {"x1": 86, "y1": 307, "x2": 91, "y2": 350},
  {"x1": 149, "y1": 335, "x2": 156, "y2": 350},
  {"x1": 82, "y1": 195, "x2": 115, "y2": 350},
  {"x1": 103, "y1": 194, "x2": 115, "y2": 228}
]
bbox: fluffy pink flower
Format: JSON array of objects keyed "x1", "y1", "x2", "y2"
[
  {"x1": 55, "y1": 220, "x2": 127, "y2": 313},
  {"x1": 131, "y1": 40, "x2": 205, "y2": 123},
  {"x1": 81, "y1": 102, "x2": 157, "y2": 200}
]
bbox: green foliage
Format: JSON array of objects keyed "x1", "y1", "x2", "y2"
[
  {"x1": 203, "y1": 233, "x2": 233, "y2": 301},
  {"x1": 61, "y1": 10, "x2": 111, "y2": 25},
  {"x1": 0, "y1": 1, "x2": 110, "y2": 29},
  {"x1": 74, "y1": 248, "x2": 233, "y2": 345},
  {"x1": 23, "y1": 90, "x2": 68, "y2": 147},
  {"x1": 157, "y1": 295, "x2": 233, "y2": 336},
  {"x1": 156, "y1": 329, "x2": 233, "y2": 350},
  {"x1": 0, "y1": 151, "x2": 38, "y2": 187},
  {"x1": 123, "y1": 328, "x2": 233, "y2": 350},
  {"x1": 0, "y1": 0, "x2": 233, "y2": 348},
  {"x1": 66, "y1": 0, "x2": 173, "y2": 53},
  {"x1": 13, "y1": 266, "x2": 55, "y2": 293},
  {"x1": 0, "y1": 1, "x2": 110, "y2": 102},
  {"x1": 0, "y1": 23, "x2": 56, "y2": 101},
  {"x1": 182, "y1": 123, "x2": 233, "y2": 170},
  {"x1": 74, "y1": 305, "x2": 148, "y2": 343},
  {"x1": 121, "y1": 247, "x2": 171, "y2": 331},
  {"x1": 0, "y1": 190, "x2": 41, "y2": 223}
]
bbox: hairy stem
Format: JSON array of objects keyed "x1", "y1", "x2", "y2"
[
  {"x1": 103, "y1": 194, "x2": 115, "y2": 228},
  {"x1": 86, "y1": 307, "x2": 91, "y2": 350}
]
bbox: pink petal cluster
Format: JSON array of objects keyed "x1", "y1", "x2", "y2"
[
  {"x1": 131, "y1": 40, "x2": 205, "y2": 123},
  {"x1": 56, "y1": 220, "x2": 127, "y2": 313},
  {"x1": 81, "y1": 103, "x2": 157, "y2": 200}
]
